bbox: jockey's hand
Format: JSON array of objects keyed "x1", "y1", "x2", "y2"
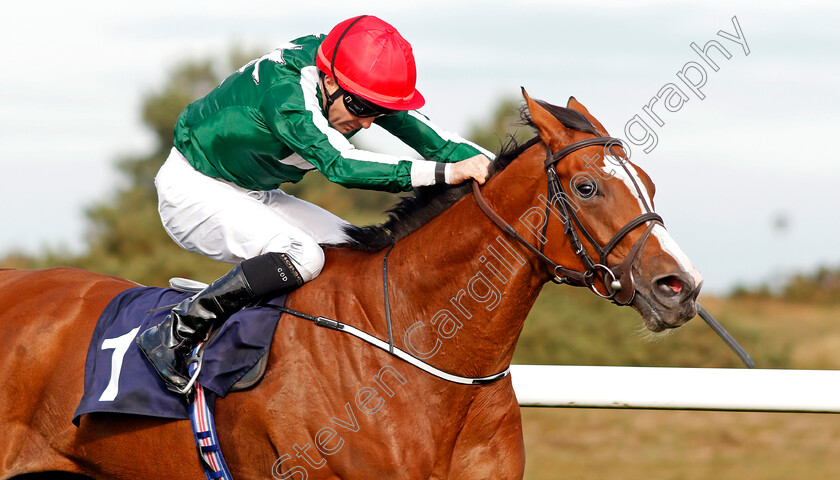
[{"x1": 449, "y1": 154, "x2": 491, "y2": 185}]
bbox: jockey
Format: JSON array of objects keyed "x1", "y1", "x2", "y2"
[{"x1": 136, "y1": 15, "x2": 494, "y2": 393}]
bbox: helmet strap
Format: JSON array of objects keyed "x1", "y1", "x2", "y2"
[
  {"x1": 320, "y1": 72, "x2": 344, "y2": 118},
  {"x1": 321, "y1": 16, "x2": 367, "y2": 119},
  {"x1": 329, "y1": 15, "x2": 368, "y2": 92}
]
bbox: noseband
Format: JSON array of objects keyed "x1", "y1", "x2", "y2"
[{"x1": 473, "y1": 136, "x2": 662, "y2": 305}]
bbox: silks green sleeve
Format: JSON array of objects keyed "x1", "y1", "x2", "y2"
[
  {"x1": 260, "y1": 75, "x2": 442, "y2": 192},
  {"x1": 376, "y1": 110, "x2": 495, "y2": 163}
]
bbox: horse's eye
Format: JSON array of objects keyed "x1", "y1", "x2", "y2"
[{"x1": 574, "y1": 181, "x2": 597, "y2": 199}]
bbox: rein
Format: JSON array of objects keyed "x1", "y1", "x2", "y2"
[
  {"x1": 270, "y1": 300, "x2": 510, "y2": 385},
  {"x1": 171, "y1": 281, "x2": 510, "y2": 385},
  {"x1": 280, "y1": 135, "x2": 659, "y2": 386},
  {"x1": 275, "y1": 136, "x2": 662, "y2": 385},
  {"x1": 268, "y1": 241, "x2": 515, "y2": 386},
  {"x1": 473, "y1": 136, "x2": 662, "y2": 305},
  {"x1": 268, "y1": 244, "x2": 511, "y2": 386}
]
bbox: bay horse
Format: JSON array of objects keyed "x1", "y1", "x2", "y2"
[{"x1": 0, "y1": 91, "x2": 702, "y2": 479}]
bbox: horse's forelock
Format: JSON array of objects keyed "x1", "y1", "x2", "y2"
[{"x1": 528, "y1": 99, "x2": 599, "y2": 136}]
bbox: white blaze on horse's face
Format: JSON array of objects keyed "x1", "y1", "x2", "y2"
[{"x1": 603, "y1": 157, "x2": 703, "y2": 288}]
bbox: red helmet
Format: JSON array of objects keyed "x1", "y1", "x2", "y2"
[{"x1": 316, "y1": 15, "x2": 425, "y2": 111}]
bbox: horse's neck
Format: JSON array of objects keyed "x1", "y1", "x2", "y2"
[{"x1": 335, "y1": 145, "x2": 551, "y2": 376}]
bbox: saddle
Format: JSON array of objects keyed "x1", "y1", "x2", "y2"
[{"x1": 74, "y1": 281, "x2": 286, "y2": 424}]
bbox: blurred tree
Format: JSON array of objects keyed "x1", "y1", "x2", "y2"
[
  {"x1": 76, "y1": 56, "x2": 240, "y2": 285},
  {"x1": 35, "y1": 51, "x2": 263, "y2": 285},
  {"x1": 465, "y1": 96, "x2": 532, "y2": 154}
]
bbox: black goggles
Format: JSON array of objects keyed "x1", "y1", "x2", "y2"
[{"x1": 339, "y1": 89, "x2": 396, "y2": 118}]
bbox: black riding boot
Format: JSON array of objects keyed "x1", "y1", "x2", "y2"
[{"x1": 136, "y1": 252, "x2": 304, "y2": 394}]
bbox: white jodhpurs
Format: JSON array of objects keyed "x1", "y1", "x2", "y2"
[{"x1": 155, "y1": 148, "x2": 351, "y2": 282}]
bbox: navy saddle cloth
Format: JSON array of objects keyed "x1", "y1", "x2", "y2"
[{"x1": 73, "y1": 286, "x2": 286, "y2": 425}]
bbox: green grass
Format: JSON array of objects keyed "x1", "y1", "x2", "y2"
[{"x1": 522, "y1": 408, "x2": 840, "y2": 480}]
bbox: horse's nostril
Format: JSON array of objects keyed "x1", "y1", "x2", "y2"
[{"x1": 658, "y1": 276, "x2": 683, "y2": 295}]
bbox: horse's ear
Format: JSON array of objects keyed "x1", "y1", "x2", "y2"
[
  {"x1": 566, "y1": 96, "x2": 610, "y2": 137},
  {"x1": 522, "y1": 87, "x2": 573, "y2": 150}
]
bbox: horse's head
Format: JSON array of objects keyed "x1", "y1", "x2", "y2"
[{"x1": 521, "y1": 89, "x2": 702, "y2": 331}]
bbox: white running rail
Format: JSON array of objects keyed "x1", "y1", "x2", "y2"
[{"x1": 510, "y1": 365, "x2": 840, "y2": 413}]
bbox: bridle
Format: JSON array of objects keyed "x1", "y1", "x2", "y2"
[
  {"x1": 471, "y1": 134, "x2": 755, "y2": 367},
  {"x1": 473, "y1": 136, "x2": 663, "y2": 306}
]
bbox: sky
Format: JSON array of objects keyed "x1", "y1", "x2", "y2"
[{"x1": 1, "y1": 0, "x2": 839, "y2": 294}]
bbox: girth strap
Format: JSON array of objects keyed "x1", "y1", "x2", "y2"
[{"x1": 187, "y1": 344, "x2": 234, "y2": 480}]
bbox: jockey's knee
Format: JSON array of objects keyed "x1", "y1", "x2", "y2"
[
  {"x1": 265, "y1": 236, "x2": 325, "y2": 283},
  {"x1": 296, "y1": 244, "x2": 325, "y2": 282}
]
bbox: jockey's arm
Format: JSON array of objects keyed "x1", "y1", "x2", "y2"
[
  {"x1": 375, "y1": 110, "x2": 494, "y2": 185},
  {"x1": 263, "y1": 82, "x2": 492, "y2": 191}
]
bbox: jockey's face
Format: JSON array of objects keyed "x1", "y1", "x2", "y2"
[{"x1": 322, "y1": 76, "x2": 376, "y2": 134}]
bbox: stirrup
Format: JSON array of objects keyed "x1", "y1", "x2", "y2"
[{"x1": 174, "y1": 347, "x2": 205, "y2": 397}]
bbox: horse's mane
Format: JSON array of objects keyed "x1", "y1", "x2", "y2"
[{"x1": 335, "y1": 100, "x2": 597, "y2": 252}]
